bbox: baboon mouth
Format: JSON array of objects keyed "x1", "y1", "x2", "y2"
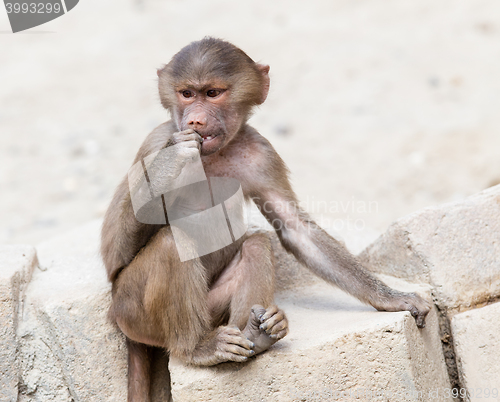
[{"x1": 200, "y1": 134, "x2": 219, "y2": 142}]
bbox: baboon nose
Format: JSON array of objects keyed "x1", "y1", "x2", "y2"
[
  {"x1": 187, "y1": 114, "x2": 207, "y2": 129},
  {"x1": 188, "y1": 121, "x2": 203, "y2": 129}
]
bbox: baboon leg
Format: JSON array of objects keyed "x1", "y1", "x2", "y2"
[
  {"x1": 207, "y1": 233, "x2": 275, "y2": 329},
  {"x1": 127, "y1": 339, "x2": 153, "y2": 402},
  {"x1": 207, "y1": 233, "x2": 288, "y2": 354}
]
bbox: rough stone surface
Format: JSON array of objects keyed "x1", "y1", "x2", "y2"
[
  {"x1": 0, "y1": 220, "x2": 454, "y2": 402},
  {"x1": 451, "y1": 302, "x2": 500, "y2": 395},
  {"x1": 360, "y1": 185, "x2": 500, "y2": 310},
  {"x1": 0, "y1": 245, "x2": 38, "y2": 402},
  {"x1": 16, "y1": 221, "x2": 131, "y2": 402},
  {"x1": 170, "y1": 279, "x2": 451, "y2": 402}
]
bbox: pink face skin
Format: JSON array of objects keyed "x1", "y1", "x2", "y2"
[{"x1": 174, "y1": 84, "x2": 246, "y2": 156}]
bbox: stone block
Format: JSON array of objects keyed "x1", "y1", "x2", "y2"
[
  {"x1": 170, "y1": 279, "x2": 452, "y2": 402},
  {"x1": 16, "y1": 221, "x2": 132, "y2": 402},
  {"x1": 452, "y1": 302, "x2": 500, "y2": 399},
  {"x1": 360, "y1": 185, "x2": 500, "y2": 310},
  {"x1": 0, "y1": 245, "x2": 37, "y2": 402},
  {"x1": 10, "y1": 220, "x2": 453, "y2": 402}
]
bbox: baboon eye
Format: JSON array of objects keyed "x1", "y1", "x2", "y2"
[
  {"x1": 207, "y1": 89, "x2": 221, "y2": 98},
  {"x1": 181, "y1": 90, "x2": 194, "y2": 98}
]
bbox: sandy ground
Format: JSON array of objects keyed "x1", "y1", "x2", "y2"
[{"x1": 1, "y1": 0, "x2": 499, "y2": 252}]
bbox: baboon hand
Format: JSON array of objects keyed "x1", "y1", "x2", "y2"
[{"x1": 375, "y1": 292, "x2": 432, "y2": 328}]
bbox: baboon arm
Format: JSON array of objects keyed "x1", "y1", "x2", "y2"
[
  {"x1": 101, "y1": 178, "x2": 161, "y2": 282},
  {"x1": 252, "y1": 188, "x2": 399, "y2": 308},
  {"x1": 101, "y1": 124, "x2": 177, "y2": 282}
]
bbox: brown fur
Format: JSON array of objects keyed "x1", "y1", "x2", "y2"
[
  {"x1": 101, "y1": 38, "x2": 431, "y2": 402},
  {"x1": 158, "y1": 37, "x2": 268, "y2": 111}
]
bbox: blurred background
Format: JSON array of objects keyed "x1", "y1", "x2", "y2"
[{"x1": 1, "y1": 0, "x2": 499, "y2": 252}]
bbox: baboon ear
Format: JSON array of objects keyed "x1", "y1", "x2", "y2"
[
  {"x1": 256, "y1": 64, "x2": 270, "y2": 104},
  {"x1": 157, "y1": 65, "x2": 167, "y2": 78}
]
